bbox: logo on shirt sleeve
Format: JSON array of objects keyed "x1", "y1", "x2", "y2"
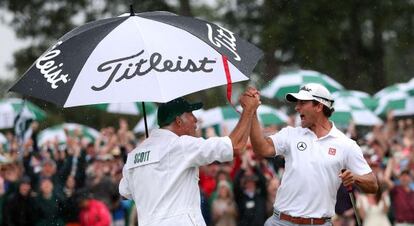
[
  {"x1": 297, "y1": 142, "x2": 307, "y2": 151},
  {"x1": 328, "y1": 148, "x2": 336, "y2": 155}
]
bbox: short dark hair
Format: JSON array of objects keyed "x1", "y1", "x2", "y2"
[
  {"x1": 312, "y1": 100, "x2": 335, "y2": 117},
  {"x1": 400, "y1": 169, "x2": 411, "y2": 176}
]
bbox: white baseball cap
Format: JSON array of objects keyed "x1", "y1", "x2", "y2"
[{"x1": 285, "y1": 83, "x2": 334, "y2": 109}]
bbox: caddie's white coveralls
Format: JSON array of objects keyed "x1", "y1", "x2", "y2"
[{"x1": 119, "y1": 128, "x2": 233, "y2": 226}]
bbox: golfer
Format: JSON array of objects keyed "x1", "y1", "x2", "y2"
[
  {"x1": 119, "y1": 91, "x2": 260, "y2": 226},
  {"x1": 247, "y1": 83, "x2": 378, "y2": 226}
]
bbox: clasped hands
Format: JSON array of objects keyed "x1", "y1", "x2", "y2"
[{"x1": 239, "y1": 86, "x2": 261, "y2": 111}]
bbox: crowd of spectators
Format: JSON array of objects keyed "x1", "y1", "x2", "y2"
[{"x1": 0, "y1": 113, "x2": 413, "y2": 226}]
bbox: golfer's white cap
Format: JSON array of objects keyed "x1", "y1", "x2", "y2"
[{"x1": 285, "y1": 83, "x2": 334, "y2": 109}]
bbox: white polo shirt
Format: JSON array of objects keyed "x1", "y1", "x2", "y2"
[
  {"x1": 269, "y1": 124, "x2": 371, "y2": 218},
  {"x1": 119, "y1": 128, "x2": 233, "y2": 226}
]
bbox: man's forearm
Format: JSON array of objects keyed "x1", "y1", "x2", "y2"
[
  {"x1": 249, "y1": 115, "x2": 275, "y2": 157},
  {"x1": 229, "y1": 108, "x2": 255, "y2": 156},
  {"x1": 355, "y1": 172, "x2": 378, "y2": 193}
]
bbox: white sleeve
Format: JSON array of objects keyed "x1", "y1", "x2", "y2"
[
  {"x1": 119, "y1": 166, "x2": 132, "y2": 199},
  {"x1": 345, "y1": 140, "x2": 372, "y2": 175},
  {"x1": 268, "y1": 127, "x2": 291, "y2": 156},
  {"x1": 178, "y1": 136, "x2": 233, "y2": 167}
]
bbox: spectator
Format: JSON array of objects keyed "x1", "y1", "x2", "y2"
[
  {"x1": 78, "y1": 193, "x2": 112, "y2": 226},
  {"x1": 61, "y1": 175, "x2": 81, "y2": 225},
  {"x1": 266, "y1": 177, "x2": 280, "y2": 217},
  {"x1": 385, "y1": 169, "x2": 414, "y2": 226},
  {"x1": 2, "y1": 176, "x2": 37, "y2": 226},
  {"x1": 234, "y1": 152, "x2": 267, "y2": 226},
  {"x1": 211, "y1": 180, "x2": 237, "y2": 226},
  {"x1": 34, "y1": 177, "x2": 65, "y2": 226},
  {"x1": 357, "y1": 184, "x2": 391, "y2": 226}
]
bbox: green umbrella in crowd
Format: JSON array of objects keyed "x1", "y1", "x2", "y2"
[
  {"x1": 374, "y1": 82, "x2": 409, "y2": 99},
  {"x1": 199, "y1": 106, "x2": 239, "y2": 129},
  {"x1": 332, "y1": 90, "x2": 378, "y2": 111},
  {"x1": 199, "y1": 104, "x2": 289, "y2": 131},
  {"x1": 37, "y1": 123, "x2": 100, "y2": 148},
  {"x1": 253, "y1": 105, "x2": 289, "y2": 126},
  {"x1": 261, "y1": 69, "x2": 344, "y2": 100},
  {"x1": 133, "y1": 111, "x2": 158, "y2": 133},
  {"x1": 374, "y1": 78, "x2": 414, "y2": 117},
  {"x1": 0, "y1": 132, "x2": 6, "y2": 151},
  {"x1": 0, "y1": 98, "x2": 46, "y2": 129},
  {"x1": 331, "y1": 99, "x2": 383, "y2": 127},
  {"x1": 0, "y1": 132, "x2": 6, "y2": 144},
  {"x1": 92, "y1": 102, "x2": 157, "y2": 115},
  {"x1": 375, "y1": 91, "x2": 414, "y2": 117}
]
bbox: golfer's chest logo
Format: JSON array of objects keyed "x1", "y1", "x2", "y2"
[{"x1": 297, "y1": 142, "x2": 307, "y2": 151}]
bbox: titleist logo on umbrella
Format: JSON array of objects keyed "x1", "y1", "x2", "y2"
[
  {"x1": 207, "y1": 24, "x2": 241, "y2": 61},
  {"x1": 35, "y1": 41, "x2": 70, "y2": 89},
  {"x1": 91, "y1": 50, "x2": 216, "y2": 91}
]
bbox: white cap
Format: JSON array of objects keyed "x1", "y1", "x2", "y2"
[{"x1": 285, "y1": 83, "x2": 334, "y2": 109}]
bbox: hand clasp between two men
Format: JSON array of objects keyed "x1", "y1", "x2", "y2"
[{"x1": 240, "y1": 86, "x2": 261, "y2": 111}]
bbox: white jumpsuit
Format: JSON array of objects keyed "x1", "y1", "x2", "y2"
[{"x1": 119, "y1": 128, "x2": 233, "y2": 226}]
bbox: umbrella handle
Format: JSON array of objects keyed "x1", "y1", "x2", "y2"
[{"x1": 130, "y1": 4, "x2": 135, "y2": 16}]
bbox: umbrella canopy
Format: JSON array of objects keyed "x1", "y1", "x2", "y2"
[
  {"x1": 134, "y1": 112, "x2": 157, "y2": 133},
  {"x1": 332, "y1": 90, "x2": 378, "y2": 110},
  {"x1": 198, "y1": 104, "x2": 288, "y2": 130},
  {"x1": 374, "y1": 91, "x2": 414, "y2": 117},
  {"x1": 92, "y1": 102, "x2": 157, "y2": 115},
  {"x1": 255, "y1": 105, "x2": 289, "y2": 126},
  {"x1": 0, "y1": 132, "x2": 6, "y2": 144},
  {"x1": 0, "y1": 132, "x2": 6, "y2": 152},
  {"x1": 0, "y1": 98, "x2": 47, "y2": 129},
  {"x1": 199, "y1": 106, "x2": 239, "y2": 129},
  {"x1": 374, "y1": 83, "x2": 409, "y2": 99},
  {"x1": 37, "y1": 123, "x2": 99, "y2": 148},
  {"x1": 10, "y1": 11, "x2": 263, "y2": 107},
  {"x1": 331, "y1": 99, "x2": 383, "y2": 126},
  {"x1": 261, "y1": 69, "x2": 344, "y2": 100}
]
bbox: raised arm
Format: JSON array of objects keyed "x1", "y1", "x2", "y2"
[
  {"x1": 249, "y1": 114, "x2": 277, "y2": 157},
  {"x1": 228, "y1": 88, "x2": 260, "y2": 156}
]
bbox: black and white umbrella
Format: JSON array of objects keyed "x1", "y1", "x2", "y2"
[{"x1": 10, "y1": 11, "x2": 263, "y2": 108}]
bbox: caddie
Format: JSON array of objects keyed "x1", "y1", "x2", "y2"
[{"x1": 119, "y1": 90, "x2": 260, "y2": 226}]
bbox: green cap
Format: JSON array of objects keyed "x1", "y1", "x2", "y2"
[{"x1": 157, "y1": 97, "x2": 203, "y2": 127}]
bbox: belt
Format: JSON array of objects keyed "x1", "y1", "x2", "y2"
[{"x1": 274, "y1": 211, "x2": 330, "y2": 225}]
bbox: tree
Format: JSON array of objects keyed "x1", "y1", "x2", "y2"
[{"x1": 220, "y1": 0, "x2": 414, "y2": 93}]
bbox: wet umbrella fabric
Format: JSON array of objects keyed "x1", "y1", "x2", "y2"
[
  {"x1": 332, "y1": 90, "x2": 378, "y2": 111},
  {"x1": 92, "y1": 102, "x2": 157, "y2": 115},
  {"x1": 375, "y1": 91, "x2": 414, "y2": 117},
  {"x1": 10, "y1": 11, "x2": 263, "y2": 107},
  {"x1": 261, "y1": 69, "x2": 344, "y2": 100},
  {"x1": 331, "y1": 99, "x2": 382, "y2": 127},
  {"x1": 198, "y1": 104, "x2": 288, "y2": 130},
  {"x1": 0, "y1": 98, "x2": 47, "y2": 129},
  {"x1": 0, "y1": 132, "x2": 6, "y2": 144},
  {"x1": 37, "y1": 123, "x2": 99, "y2": 148}
]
